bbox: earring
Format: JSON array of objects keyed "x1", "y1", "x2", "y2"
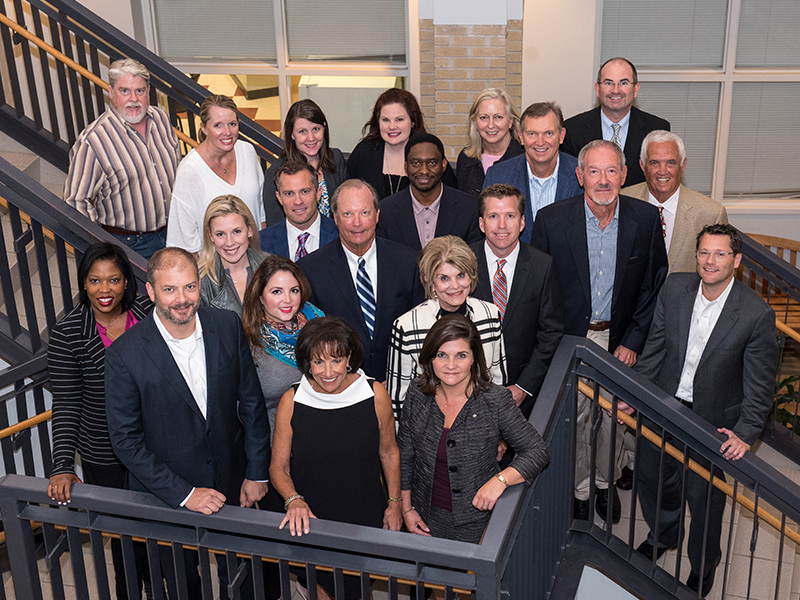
[{"x1": 346, "y1": 365, "x2": 352, "y2": 373}]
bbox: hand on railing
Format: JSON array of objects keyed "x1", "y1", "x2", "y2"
[
  {"x1": 280, "y1": 497, "x2": 316, "y2": 537},
  {"x1": 402, "y1": 508, "x2": 431, "y2": 536},
  {"x1": 185, "y1": 487, "x2": 226, "y2": 514},
  {"x1": 718, "y1": 428, "x2": 750, "y2": 461},
  {"x1": 239, "y1": 479, "x2": 268, "y2": 508},
  {"x1": 612, "y1": 345, "x2": 638, "y2": 367},
  {"x1": 48, "y1": 473, "x2": 81, "y2": 505}
]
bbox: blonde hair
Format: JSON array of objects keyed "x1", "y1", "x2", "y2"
[
  {"x1": 198, "y1": 94, "x2": 239, "y2": 143},
  {"x1": 463, "y1": 89, "x2": 520, "y2": 160},
  {"x1": 197, "y1": 195, "x2": 260, "y2": 285},
  {"x1": 417, "y1": 236, "x2": 478, "y2": 300}
]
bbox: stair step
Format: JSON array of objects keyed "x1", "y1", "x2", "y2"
[{"x1": 0, "y1": 151, "x2": 39, "y2": 181}]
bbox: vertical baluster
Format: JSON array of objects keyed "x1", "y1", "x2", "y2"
[
  {"x1": 89, "y1": 44, "x2": 106, "y2": 111},
  {"x1": 0, "y1": 2, "x2": 25, "y2": 116},
  {"x1": 0, "y1": 202, "x2": 22, "y2": 337},
  {"x1": 73, "y1": 33, "x2": 95, "y2": 123},
  {"x1": 58, "y1": 24, "x2": 85, "y2": 133},
  {"x1": 11, "y1": 0, "x2": 43, "y2": 129},
  {"x1": 8, "y1": 204, "x2": 42, "y2": 351},
  {"x1": 31, "y1": 221, "x2": 57, "y2": 331},
  {"x1": 29, "y1": 5, "x2": 60, "y2": 143},
  {"x1": 14, "y1": 378, "x2": 34, "y2": 475},
  {"x1": 46, "y1": 15, "x2": 76, "y2": 145},
  {"x1": 33, "y1": 382, "x2": 52, "y2": 475}
]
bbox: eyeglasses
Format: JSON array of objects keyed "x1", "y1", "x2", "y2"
[
  {"x1": 696, "y1": 250, "x2": 736, "y2": 260},
  {"x1": 598, "y1": 80, "x2": 636, "y2": 88}
]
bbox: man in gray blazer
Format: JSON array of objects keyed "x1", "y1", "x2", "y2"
[
  {"x1": 628, "y1": 223, "x2": 777, "y2": 597},
  {"x1": 622, "y1": 131, "x2": 728, "y2": 274}
]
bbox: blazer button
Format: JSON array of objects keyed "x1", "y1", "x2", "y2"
[
  {"x1": 449, "y1": 465, "x2": 458, "y2": 472},
  {"x1": 370, "y1": 352, "x2": 375, "y2": 358},
  {"x1": 207, "y1": 460, "x2": 212, "y2": 465},
  {"x1": 207, "y1": 430, "x2": 211, "y2": 436},
  {"x1": 446, "y1": 439, "x2": 456, "y2": 448},
  {"x1": 451, "y1": 488, "x2": 461, "y2": 494}
]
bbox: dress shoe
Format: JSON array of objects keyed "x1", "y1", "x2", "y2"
[
  {"x1": 595, "y1": 487, "x2": 621, "y2": 523},
  {"x1": 686, "y1": 556, "x2": 720, "y2": 598},
  {"x1": 573, "y1": 497, "x2": 589, "y2": 520},
  {"x1": 616, "y1": 466, "x2": 633, "y2": 490},
  {"x1": 636, "y1": 539, "x2": 678, "y2": 561}
]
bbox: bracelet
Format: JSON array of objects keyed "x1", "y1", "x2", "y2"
[
  {"x1": 388, "y1": 497, "x2": 402, "y2": 503},
  {"x1": 284, "y1": 494, "x2": 305, "y2": 511},
  {"x1": 402, "y1": 506, "x2": 416, "y2": 516},
  {"x1": 495, "y1": 473, "x2": 510, "y2": 488}
]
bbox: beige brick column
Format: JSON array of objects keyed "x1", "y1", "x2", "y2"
[{"x1": 418, "y1": 19, "x2": 523, "y2": 163}]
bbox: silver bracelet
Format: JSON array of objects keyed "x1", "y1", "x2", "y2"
[{"x1": 284, "y1": 493, "x2": 305, "y2": 511}]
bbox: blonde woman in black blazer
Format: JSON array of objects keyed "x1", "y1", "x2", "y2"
[{"x1": 397, "y1": 314, "x2": 549, "y2": 544}]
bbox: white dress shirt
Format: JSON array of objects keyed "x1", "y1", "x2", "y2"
[
  {"x1": 287, "y1": 214, "x2": 322, "y2": 258},
  {"x1": 342, "y1": 239, "x2": 379, "y2": 302},
  {"x1": 484, "y1": 240, "x2": 520, "y2": 291},
  {"x1": 675, "y1": 277, "x2": 735, "y2": 403},
  {"x1": 648, "y1": 188, "x2": 680, "y2": 253}
]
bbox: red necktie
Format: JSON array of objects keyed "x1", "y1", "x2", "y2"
[{"x1": 492, "y1": 259, "x2": 508, "y2": 319}]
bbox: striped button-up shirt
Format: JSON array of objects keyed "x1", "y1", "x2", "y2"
[
  {"x1": 64, "y1": 106, "x2": 180, "y2": 232},
  {"x1": 585, "y1": 200, "x2": 619, "y2": 322}
]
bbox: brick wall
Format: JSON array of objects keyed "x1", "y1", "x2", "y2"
[{"x1": 419, "y1": 19, "x2": 523, "y2": 163}]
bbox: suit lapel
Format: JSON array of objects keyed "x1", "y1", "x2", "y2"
[
  {"x1": 200, "y1": 310, "x2": 218, "y2": 423},
  {"x1": 566, "y1": 200, "x2": 592, "y2": 309},
  {"x1": 473, "y1": 242, "x2": 493, "y2": 301},
  {"x1": 394, "y1": 190, "x2": 423, "y2": 250},
  {"x1": 140, "y1": 315, "x2": 205, "y2": 421},
  {"x1": 676, "y1": 278, "x2": 699, "y2": 368},
  {"x1": 275, "y1": 221, "x2": 290, "y2": 258},
  {"x1": 328, "y1": 243, "x2": 368, "y2": 333},
  {"x1": 613, "y1": 200, "x2": 637, "y2": 306},
  {"x1": 434, "y1": 188, "x2": 457, "y2": 238},
  {"x1": 504, "y1": 244, "x2": 530, "y2": 323},
  {"x1": 668, "y1": 185, "x2": 693, "y2": 266},
  {"x1": 587, "y1": 107, "x2": 603, "y2": 141},
  {"x1": 697, "y1": 281, "x2": 741, "y2": 370}
]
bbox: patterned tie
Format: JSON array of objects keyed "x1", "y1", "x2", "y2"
[
  {"x1": 611, "y1": 123, "x2": 622, "y2": 148},
  {"x1": 357, "y1": 257, "x2": 376, "y2": 338},
  {"x1": 658, "y1": 206, "x2": 667, "y2": 239},
  {"x1": 294, "y1": 232, "x2": 309, "y2": 261},
  {"x1": 492, "y1": 259, "x2": 508, "y2": 319},
  {"x1": 318, "y1": 179, "x2": 331, "y2": 217}
]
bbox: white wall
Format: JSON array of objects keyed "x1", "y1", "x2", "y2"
[{"x1": 79, "y1": 0, "x2": 136, "y2": 39}]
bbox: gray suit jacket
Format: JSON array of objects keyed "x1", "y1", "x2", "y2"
[
  {"x1": 635, "y1": 273, "x2": 777, "y2": 444},
  {"x1": 622, "y1": 183, "x2": 728, "y2": 274}
]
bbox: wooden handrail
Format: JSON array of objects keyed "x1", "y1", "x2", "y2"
[
  {"x1": 577, "y1": 380, "x2": 800, "y2": 546},
  {"x1": 0, "y1": 12, "x2": 197, "y2": 149},
  {"x1": 777, "y1": 319, "x2": 800, "y2": 344},
  {"x1": 0, "y1": 409, "x2": 51, "y2": 440}
]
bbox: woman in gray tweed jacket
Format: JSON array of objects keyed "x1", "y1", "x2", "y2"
[{"x1": 397, "y1": 314, "x2": 549, "y2": 543}]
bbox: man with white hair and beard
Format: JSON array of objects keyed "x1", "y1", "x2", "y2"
[
  {"x1": 531, "y1": 139, "x2": 667, "y2": 523},
  {"x1": 64, "y1": 58, "x2": 180, "y2": 259}
]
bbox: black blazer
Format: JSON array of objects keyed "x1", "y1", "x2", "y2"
[
  {"x1": 48, "y1": 296, "x2": 152, "y2": 475},
  {"x1": 262, "y1": 148, "x2": 348, "y2": 226},
  {"x1": 297, "y1": 238, "x2": 424, "y2": 379},
  {"x1": 105, "y1": 307, "x2": 271, "y2": 508},
  {"x1": 376, "y1": 185, "x2": 483, "y2": 252},
  {"x1": 471, "y1": 241, "x2": 564, "y2": 415},
  {"x1": 635, "y1": 274, "x2": 778, "y2": 444},
  {"x1": 347, "y1": 138, "x2": 457, "y2": 200},
  {"x1": 561, "y1": 106, "x2": 670, "y2": 186},
  {"x1": 530, "y1": 194, "x2": 668, "y2": 355},
  {"x1": 455, "y1": 138, "x2": 524, "y2": 197}
]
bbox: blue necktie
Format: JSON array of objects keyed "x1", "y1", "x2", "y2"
[{"x1": 357, "y1": 257, "x2": 376, "y2": 338}]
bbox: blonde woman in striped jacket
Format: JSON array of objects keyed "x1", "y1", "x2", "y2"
[{"x1": 386, "y1": 235, "x2": 507, "y2": 421}]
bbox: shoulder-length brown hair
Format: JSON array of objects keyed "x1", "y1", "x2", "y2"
[
  {"x1": 417, "y1": 314, "x2": 491, "y2": 396},
  {"x1": 361, "y1": 88, "x2": 426, "y2": 143},
  {"x1": 280, "y1": 99, "x2": 337, "y2": 174},
  {"x1": 241, "y1": 255, "x2": 312, "y2": 350}
]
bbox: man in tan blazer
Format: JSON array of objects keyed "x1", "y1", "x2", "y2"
[{"x1": 623, "y1": 131, "x2": 728, "y2": 274}]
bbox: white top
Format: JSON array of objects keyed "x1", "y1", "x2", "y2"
[
  {"x1": 167, "y1": 140, "x2": 265, "y2": 253},
  {"x1": 675, "y1": 277, "x2": 735, "y2": 402},
  {"x1": 153, "y1": 313, "x2": 207, "y2": 417},
  {"x1": 287, "y1": 215, "x2": 322, "y2": 259},
  {"x1": 294, "y1": 370, "x2": 373, "y2": 409},
  {"x1": 648, "y1": 188, "x2": 680, "y2": 253}
]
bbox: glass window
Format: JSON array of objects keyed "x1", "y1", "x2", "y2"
[
  {"x1": 153, "y1": 0, "x2": 277, "y2": 63},
  {"x1": 725, "y1": 83, "x2": 800, "y2": 196},
  {"x1": 632, "y1": 83, "x2": 720, "y2": 195},
  {"x1": 736, "y1": 0, "x2": 800, "y2": 68},
  {"x1": 285, "y1": 0, "x2": 406, "y2": 63},
  {"x1": 601, "y1": 0, "x2": 728, "y2": 69}
]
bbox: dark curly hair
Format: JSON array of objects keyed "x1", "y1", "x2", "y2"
[{"x1": 295, "y1": 316, "x2": 364, "y2": 378}]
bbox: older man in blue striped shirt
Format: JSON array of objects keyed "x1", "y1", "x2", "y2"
[{"x1": 531, "y1": 139, "x2": 667, "y2": 524}]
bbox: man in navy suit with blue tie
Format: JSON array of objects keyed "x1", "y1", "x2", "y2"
[{"x1": 259, "y1": 161, "x2": 338, "y2": 260}]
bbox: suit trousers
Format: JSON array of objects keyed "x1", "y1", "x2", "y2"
[
  {"x1": 574, "y1": 329, "x2": 624, "y2": 499},
  {"x1": 637, "y1": 419, "x2": 726, "y2": 577}
]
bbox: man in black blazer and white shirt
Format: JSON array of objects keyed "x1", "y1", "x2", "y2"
[
  {"x1": 561, "y1": 57, "x2": 670, "y2": 186},
  {"x1": 470, "y1": 183, "x2": 564, "y2": 418},
  {"x1": 625, "y1": 224, "x2": 777, "y2": 596}
]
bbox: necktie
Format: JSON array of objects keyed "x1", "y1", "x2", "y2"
[
  {"x1": 357, "y1": 257, "x2": 376, "y2": 338},
  {"x1": 318, "y1": 179, "x2": 331, "y2": 217},
  {"x1": 492, "y1": 259, "x2": 508, "y2": 319},
  {"x1": 611, "y1": 123, "x2": 622, "y2": 148},
  {"x1": 658, "y1": 206, "x2": 667, "y2": 239},
  {"x1": 295, "y1": 232, "x2": 309, "y2": 261}
]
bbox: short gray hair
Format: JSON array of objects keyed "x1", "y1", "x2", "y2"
[
  {"x1": 331, "y1": 179, "x2": 380, "y2": 214},
  {"x1": 108, "y1": 59, "x2": 150, "y2": 89},
  {"x1": 577, "y1": 139, "x2": 626, "y2": 170},
  {"x1": 640, "y1": 130, "x2": 686, "y2": 165}
]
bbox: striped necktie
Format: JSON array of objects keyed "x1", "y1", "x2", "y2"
[
  {"x1": 492, "y1": 259, "x2": 508, "y2": 319},
  {"x1": 658, "y1": 206, "x2": 667, "y2": 239},
  {"x1": 610, "y1": 123, "x2": 622, "y2": 148},
  {"x1": 295, "y1": 232, "x2": 309, "y2": 261},
  {"x1": 357, "y1": 257, "x2": 376, "y2": 338}
]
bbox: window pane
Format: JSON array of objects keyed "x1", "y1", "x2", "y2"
[
  {"x1": 153, "y1": 0, "x2": 276, "y2": 63},
  {"x1": 725, "y1": 83, "x2": 800, "y2": 196},
  {"x1": 286, "y1": 0, "x2": 406, "y2": 63},
  {"x1": 601, "y1": 0, "x2": 727, "y2": 69},
  {"x1": 633, "y1": 82, "x2": 720, "y2": 195},
  {"x1": 737, "y1": 0, "x2": 800, "y2": 67}
]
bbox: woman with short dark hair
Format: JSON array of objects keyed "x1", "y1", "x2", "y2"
[
  {"x1": 397, "y1": 315, "x2": 549, "y2": 544},
  {"x1": 269, "y1": 316, "x2": 401, "y2": 599}
]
